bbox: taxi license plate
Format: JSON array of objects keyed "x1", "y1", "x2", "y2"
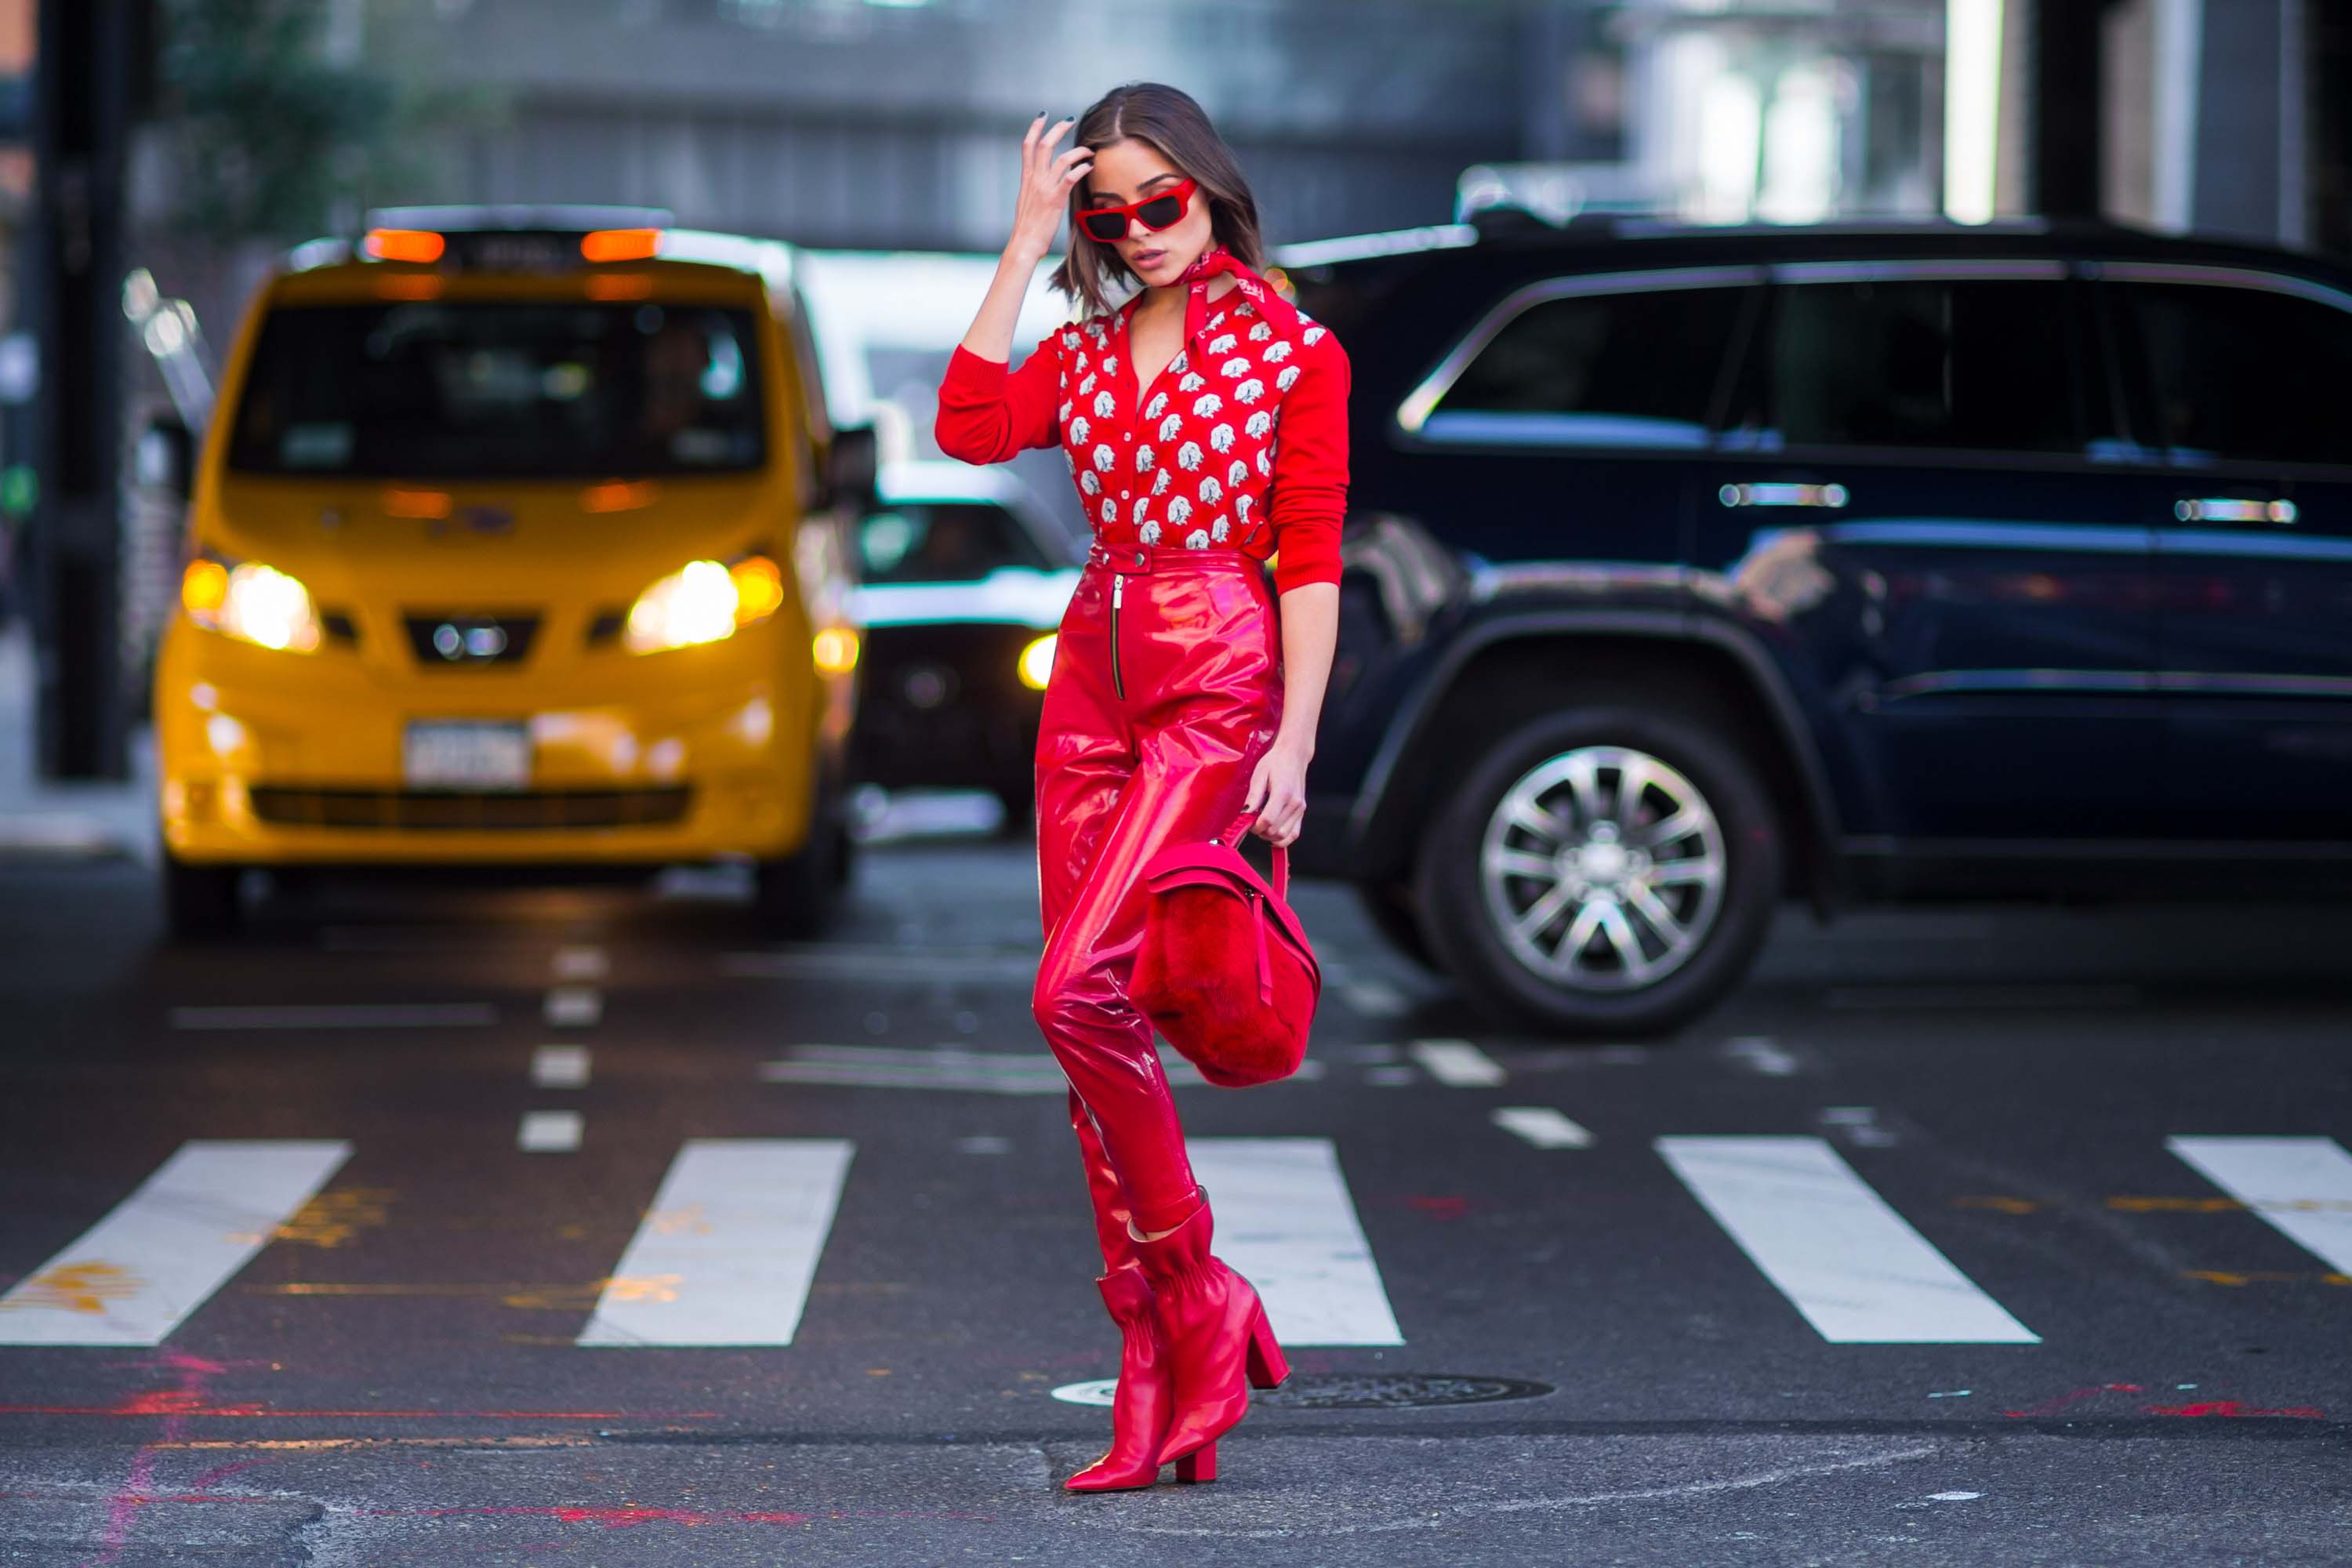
[{"x1": 403, "y1": 720, "x2": 532, "y2": 790}]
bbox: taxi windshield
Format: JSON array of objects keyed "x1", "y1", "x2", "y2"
[{"x1": 226, "y1": 299, "x2": 766, "y2": 479}]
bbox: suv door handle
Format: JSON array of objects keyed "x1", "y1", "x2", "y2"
[
  {"x1": 1719, "y1": 481, "x2": 1849, "y2": 509},
  {"x1": 2173, "y1": 497, "x2": 2297, "y2": 524}
]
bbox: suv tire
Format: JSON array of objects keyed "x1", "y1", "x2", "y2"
[{"x1": 1414, "y1": 703, "x2": 1781, "y2": 1036}]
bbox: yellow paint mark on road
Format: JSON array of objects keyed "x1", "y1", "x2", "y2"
[
  {"x1": 247, "y1": 1272, "x2": 681, "y2": 1312},
  {"x1": 274, "y1": 1186, "x2": 397, "y2": 1248},
  {"x1": 1953, "y1": 1196, "x2": 2042, "y2": 1214},
  {"x1": 0, "y1": 1260, "x2": 140, "y2": 1315},
  {"x1": 2181, "y1": 1269, "x2": 2352, "y2": 1287}
]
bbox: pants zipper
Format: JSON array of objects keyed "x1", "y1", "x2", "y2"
[{"x1": 1109, "y1": 571, "x2": 1126, "y2": 699}]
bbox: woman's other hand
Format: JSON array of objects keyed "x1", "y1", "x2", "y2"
[
  {"x1": 1242, "y1": 737, "x2": 1311, "y2": 848},
  {"x1": 1011, "y1": 114, "x2": 1091, "y2": 262}
]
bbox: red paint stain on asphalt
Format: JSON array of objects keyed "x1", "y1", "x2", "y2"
[
  {"x1": 2143, "y1": 1399, "x2": 2325, "y2": 1419},
  {"x1": 2002, "y1": 1382, "x2": 2143, "y2": 1417},
  {"x1": 1393, "y1": 1195, "x2": 1474, "y2": 1221}
]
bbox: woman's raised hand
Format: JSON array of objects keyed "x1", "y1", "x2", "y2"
[{"x1": 1011, "y1": 113, "x2": 1091, "y2": 261}]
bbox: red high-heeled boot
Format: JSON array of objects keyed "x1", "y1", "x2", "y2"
[
  {"x1": 1063, "y1": 1267, "x2": 1174, "y2": 1492},
  {"x1": 1132, "y1": 1190, "x2": 1291, "y2": 1478}
]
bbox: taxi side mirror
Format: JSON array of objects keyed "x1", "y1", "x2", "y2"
[
  {"x1": 825, "y1": 425, "x2": 879, "y2": 514},
  {"x1": 137, "y1": 414, "x2": 194, "y2": 499}
]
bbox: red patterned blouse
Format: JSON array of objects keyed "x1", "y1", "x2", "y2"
[{"x1": 932, "y1": 243, "x2": 1350, "y2": 594}]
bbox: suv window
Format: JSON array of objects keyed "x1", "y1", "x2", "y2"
[
  {"x1": 1421, "y1": 284, "x2": 1748, "y2": 448},
  {"x1": 2122, "y1": 281, "x2": 2352, "y2": 470},
  {"x1": 858, "y1": 502, "x2": 1053, "y2": 583},
  {"x1": 1742, "y1": 278, "x2": 2089, "y2": 456}
]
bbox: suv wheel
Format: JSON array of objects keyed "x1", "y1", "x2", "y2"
[
  {"x1": 162, "y1": 849, "x2": 245, "y2": 942},
  {"x1": 1414, "y1": 705, "x2": 1781, "y2": 1036}
]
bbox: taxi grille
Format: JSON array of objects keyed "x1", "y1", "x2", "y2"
[{"x1": 249, "y1": 786, "x2": 692, "y2": 832}]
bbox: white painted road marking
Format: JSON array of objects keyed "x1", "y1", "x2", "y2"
[
  {"x1": 0, "y1": 1140, "x2": 351, "y2": 1345},
  {"x1": 1340, "y1": 979, "x2": 1409, "y2": 1018},
  {"x1": 1492, "y1": 1107, "x2": 1594, "y2": 1149},
  {"x1": 169, "y1": 1004, "x2": 495, "y2": 1030},
  {"x1": 531, "y1": 1045, "x2": 592, "y2": 1088},
  {"x1": 720, "y1": 946, "x2": 1040, "y2": 984},
  {"x1": 518, "y1": 1111, "x2": 583, "y2": 1152},
  {"x1": 1189, "y1": 1138, "x2": 1404, "y2": 1347},
  {"x1": 576, "y1": 1138, "x2": 855, "y2": 1347},
  {"x1": 553, "y1": 946, "x2": 609, "y2": 981},
  {"x1": 1655, "y1": 1135, "x2": 2039, "y2": 1345},
  {"x1": 1409, "y1": 1039, "x2": 1505, "y2": 1087},
  {"x1": 543, "y1": 987, "x2": 602, "y2": 1027},
  {"x1": 2167, "y1": 1136, "x2": 2352, "y2": 1272},
  {"x1": 760, "y1": 1045, "x2": 1069, "y2": 1094},
  {"x1": 1722, "y1": 1036, "x2": 1800, "y2": 1076}
]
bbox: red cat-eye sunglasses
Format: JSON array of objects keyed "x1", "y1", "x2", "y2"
[{"x1": 1076, "y1": 176, "x2": 1199, "y2": 243}]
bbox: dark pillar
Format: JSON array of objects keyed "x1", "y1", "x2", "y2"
[
  {"x1": 26, "y1": 0, "x2": 136, "y2": 779},
  {"x1": 2030, "y1": 0, "x2": 2107, "y2": 219}
]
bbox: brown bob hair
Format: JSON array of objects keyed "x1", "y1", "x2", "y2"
[{"x1": 1048, "y1": 82, "x2": 1266, "y2": 323}]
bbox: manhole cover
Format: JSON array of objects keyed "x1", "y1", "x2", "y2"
[
  {"x1": 1255, "y1": 1374, "x2": 1553, "y2": 1410},
  {"x1": 1051, "y1": 1374, "x2": 1552, "y2": 1410}
]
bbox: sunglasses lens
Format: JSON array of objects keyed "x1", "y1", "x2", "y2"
[{"x1": 1136, "y1": 194, "x2": 1182, "y2": 230}]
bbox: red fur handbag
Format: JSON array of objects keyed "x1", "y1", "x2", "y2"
[{"x1": 1131, "y1": 807, "x2": 1321, "y2": 1087}]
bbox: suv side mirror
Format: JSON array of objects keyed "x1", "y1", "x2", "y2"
[
  {"x1": 136, "y1": 414, "x2": 194, "y2": 499},
  {"x1": 825, "y1": 425, "x2": 879, "y2": 514}
]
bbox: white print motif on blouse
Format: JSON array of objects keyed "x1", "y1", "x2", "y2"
[
  {"x1": 1092, "y1": 390, "x2": 1116, "y2": 419},
  {"x1": 1178, "y1": 372, "x2": 1205, "y2": 393},
  {"x1": 1275, "y1": 365, "x2": 1300, "y2": 392},
  {"x1": 1152, "y1": 468, "x2": 1171, "y2": 495},
  {"x1": 1234, "y1": 379, "x2": 1264, "y2": 404},
  {"x1": 1185, "y1": 528, "x2": 1210, "y2": 548},
  {"x1": 1176, "y1": 441, "x2": 1203, "y2": 471},
  {"x1": 1209, "y1": 423, "x2": 1234, "y2": 453},
  {"x1": 1080, "y1": 470, "x2": 1098, "y2": 496},
  {"x1": 1144, "y1": 391, "x2": 1167, "y2": 420},
  {"x1": 1136, "y1": 444, "x2": 1156, "y2": 472},
  {"x1": 1070, "y1": 415, "x2": 1090, "y2": 445}
]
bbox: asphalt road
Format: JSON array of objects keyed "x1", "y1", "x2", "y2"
[{"x1": 2, "y1": 820, "x2": 2348, "y2": 1566}]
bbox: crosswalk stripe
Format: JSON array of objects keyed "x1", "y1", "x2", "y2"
[
  {"x1": 1409, "y1": 1039, "x2": 1505, "y2": 1087},
  {"x1": 1655, "y1": 1135, "x2": 2039, "y2": 1345},
  {"x1": 1189, "y1": 1138, "x2": 1404, "y2": 1347},
  {"x1": 2166, "y1": 1136, "x2": 2352, "y2": 1272},
  {"x1": 530, "y1": 1045, "x2": 591, "y2": 1087},
  {"x1": 1492, "y1": 1106, "x2": 1594, "y2": 1149},
  {"x1": 0, "y1": 1140, "x2": 351, "y2": 1345},
  {"x1": 575, "y1": 1138, "x2": 854, "y2": 1348},
  {"x1": 518, "y1": 1111, "x2": 583, "y2": 1152}
]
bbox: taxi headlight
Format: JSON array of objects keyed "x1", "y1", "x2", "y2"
[
  {"x1": 180, "y1": 552, "x2": 321, "y2": 653},
  {"x1": 623, "y1": 551, "x2": 786, "y2": 655},
  {"x1": 1018, "y1": 633, "x2": 1056, "y2": 691}
]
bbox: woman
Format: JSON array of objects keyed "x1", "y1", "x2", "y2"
[{"x1": 933, "y1": 82, "x2": 1348, "y2": 1492}]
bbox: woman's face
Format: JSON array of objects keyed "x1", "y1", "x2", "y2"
[{"x1": 1080, "y1": 139, "x2": 1214, "y2": 288}]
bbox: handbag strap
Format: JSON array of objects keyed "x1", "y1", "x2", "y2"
[{"x1": 1220, "y1": 807, "x2": 1289, "y2": 904}]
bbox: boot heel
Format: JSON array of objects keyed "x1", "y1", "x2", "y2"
[
  {"x1": 1174, "y1": 1443, "x2": 1217, "y2": 1483},
  {"x1": 1243, "y1": 1305, "x2": 1290, "y2": 1389}
]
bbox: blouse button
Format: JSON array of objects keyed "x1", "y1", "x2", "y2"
[{"x1": 1120, "y1": 488, "x2": 1131, "y2": 499}]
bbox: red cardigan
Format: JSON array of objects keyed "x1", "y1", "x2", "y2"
[{"x1": 932, "y1": 249, "x2": 1349, "y2": 594}]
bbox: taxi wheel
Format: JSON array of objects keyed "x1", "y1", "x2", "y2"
[
  {"x1": 753, "y1": 789, "x2": 850, "y2": 940},
  {"x1": 162, "y1": 849, "x2": 245, "y2": 942}
]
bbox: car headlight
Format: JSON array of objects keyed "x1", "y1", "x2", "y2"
[
  {"x1": 623, "y1": 550, "x2": 786, "y2": 655},
  {"x1": 1018, "y1": 633, "x2": 1056, "y2": 690},
  {"x1": 180, "y1": 550, "x2": 322, "y2": 653}
]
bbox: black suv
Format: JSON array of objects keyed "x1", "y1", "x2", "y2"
[{"x1": 1279, "y1": 216, "x2": 2352, "y2": 1035}]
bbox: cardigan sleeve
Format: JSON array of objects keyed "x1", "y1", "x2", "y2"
[
  {"x1": 1265, "y1": 327, "x2": 1350, "y2": 594},
  {"x1": 934, "y1": 327, "x2": 1064, "y2": 465}
]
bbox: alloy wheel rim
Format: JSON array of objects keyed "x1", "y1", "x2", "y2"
[{"x1": 1477, "y1": 745, "x2": 1726, "y2": 993}]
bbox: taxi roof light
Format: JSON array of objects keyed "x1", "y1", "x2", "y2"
[{"x1": 362, "y1": 228, "x2": 446, "y2": 264}]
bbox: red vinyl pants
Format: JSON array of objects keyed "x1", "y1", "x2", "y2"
[{"x1": 1033, "y1": 538, "x2": 1286, "y2": 1271}]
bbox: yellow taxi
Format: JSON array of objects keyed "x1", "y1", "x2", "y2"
[{"x1": 152, "y1": 206, "x2": 870, "y2": 938}]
